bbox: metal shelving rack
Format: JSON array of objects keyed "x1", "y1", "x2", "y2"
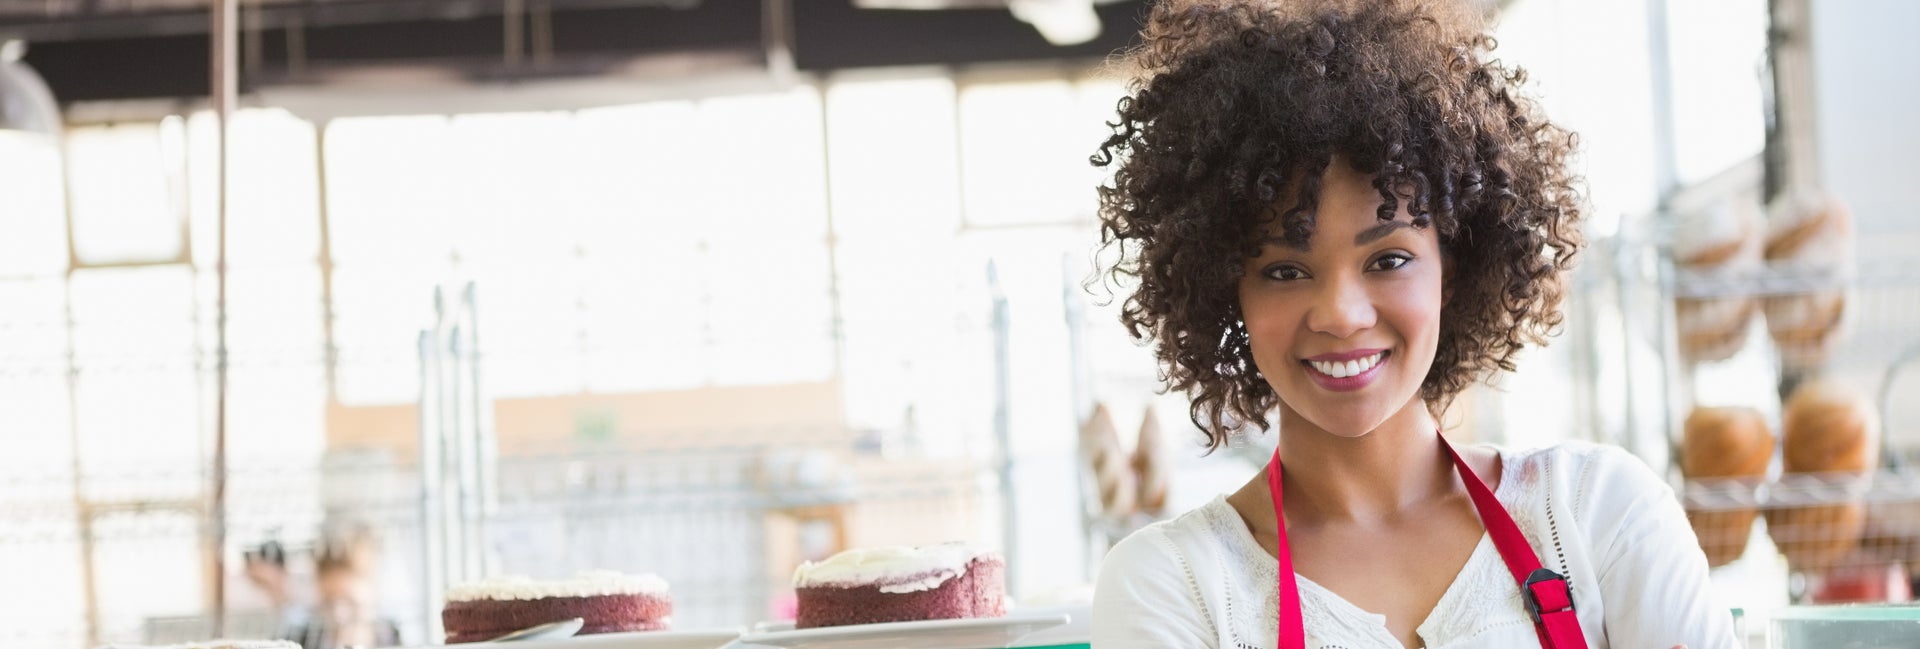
[{"x1": 1653, "y1": 236, "x2": 1920, "y2": 597}]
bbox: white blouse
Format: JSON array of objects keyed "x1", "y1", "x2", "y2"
[{"x1": 1091, "y1": 442, "x2": 1740, "y2": 649}]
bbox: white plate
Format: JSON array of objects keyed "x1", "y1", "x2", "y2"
[
  {"x1": 729, "y1": 614, "x2": 1070, "y2": 649},
  {"x1": 749, "y1": 621, "x2": 796, "y2": 634},
  {"x1": 403, "y1": 628, "x2": 743, "y2": 649}
]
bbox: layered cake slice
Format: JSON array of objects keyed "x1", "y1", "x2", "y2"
[
  {"x1": 441, "y1": 571, "x2": 672, "y2": 643},
  {"x1": 792, "y1": 543, "x2": 1005, "y2": 629}
]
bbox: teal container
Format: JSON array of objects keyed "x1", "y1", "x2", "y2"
[{"x1": 1769, "y1": 604, "x2": 1920, "y2": 649}]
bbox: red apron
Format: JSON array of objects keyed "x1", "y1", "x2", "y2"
[{"x1": 1267, "y1": 435, "x2": 1589, "y2": 649}]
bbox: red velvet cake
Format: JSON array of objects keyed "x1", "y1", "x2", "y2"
[
  {"x1": 792, "y1": 544, "x2": 1006, "y2": 629},
  {"x1": 441, "y1": 571, "x2": 671, "y2": 643}
]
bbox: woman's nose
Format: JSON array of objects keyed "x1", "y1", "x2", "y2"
[{"x1": 1306, "y1": 274, "x2": 1376, "y2": 339}]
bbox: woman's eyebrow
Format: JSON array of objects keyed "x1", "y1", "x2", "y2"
[
  {"x1": 1354, "y1": 220, "x2": 1412, "y2": 246},
  {"x1": 1255, "y1": 220, "x2": 1412, "y2": 251},
  {"x1": 1259, "y1": 236, "x2": 1310, "y2": 252}
]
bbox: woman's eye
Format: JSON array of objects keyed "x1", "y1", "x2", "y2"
[
  {"x1": 1369, "y1": 254, "x2": 1411, "y2": 272},
  {"x1": 1266, "y1": 266, "x2": 1308, "y2": 281}
]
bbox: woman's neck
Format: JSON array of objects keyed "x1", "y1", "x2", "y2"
[{"x1": 1271, "y1": 397, "x2": 1452, "y2": 527}]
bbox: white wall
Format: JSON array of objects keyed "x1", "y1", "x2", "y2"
[{"x1": 1812, "y1": 0, "x2": 1920, "y2": 237}]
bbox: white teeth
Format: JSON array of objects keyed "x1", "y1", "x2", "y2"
[{"x1": 1309, "y1": 352, "x2": 1384, "y2": 379}]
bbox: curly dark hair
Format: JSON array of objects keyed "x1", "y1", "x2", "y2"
[{"x1": 1092, "y1": 0, "x2": 1584, "y2": 450}]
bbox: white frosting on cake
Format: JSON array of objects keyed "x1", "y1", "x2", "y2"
[
  {"x1": 792, "y1": 543, "x2": 996, "y2": 594},
  {"x1": 445, "y1": 570, "x2": 670, "y2": 602}
]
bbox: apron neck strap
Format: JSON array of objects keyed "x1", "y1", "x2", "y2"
[{"x1": 1267, "y1": 432, "x2": 1589, "y2": 649}]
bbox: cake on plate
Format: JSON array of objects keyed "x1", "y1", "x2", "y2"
[
  {"x1": 441, "y1": 571, "x2": 672, "y2": 643},
  {"x1": 792, "y1": 543, "x2": 1005, "y2": 629}
]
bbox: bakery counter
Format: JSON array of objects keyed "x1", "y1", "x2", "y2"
[
  {"x1": 377, "y1": 611, "x2": 1088, "y2": 649},
  {"x1": 401, "y1": 546, "x2": 1086, "y2": 649},
  {"x1": 726, "y1": 608, "x2": 1085, "y2": 649}
]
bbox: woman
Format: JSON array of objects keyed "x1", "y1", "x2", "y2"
[
  {"x1": 1087, "y1": 1, "x2": 1736, "y2": 648},
  {"x1": 285, "y1": 521, "x2": 401, "y2": 649}
]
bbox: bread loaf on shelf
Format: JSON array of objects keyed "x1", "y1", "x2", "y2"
[
  {"x1": 1682, "y1": 406, "x2": 1776, "y2": 477},
  {"x1": 1131, "y1": 406, "x2": 1170, "y2": 516},
  {"x1": 1765, "y1": 380, "x2": 1880, "y2": 572},
  {"x1": 1680, "y1": 406, "x2": 1773, "y2": 567},
  {"x1": 1762, "y1": 193, "x2": 1852, "y2": 371},
  {"x1": 1080, "y1": 403, "x2": 1136, "y2": 519},
  {"x1": 1681, "y1": 405, "x2": 1766, "y2": 568},
  {"x1": 1779, "y1": 380, "x2": 1879, "y2": 473},
  {"x1": 1767, "y1": 503, "x2": 1867, "y2": 573},
  {"x1": 1674, "y1": 199, "x2": 1764, "y2": 363}
]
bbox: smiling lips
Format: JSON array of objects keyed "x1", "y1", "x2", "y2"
[{"x1": 1301, "y1": 349, "x2": 1389, "y2": 391}]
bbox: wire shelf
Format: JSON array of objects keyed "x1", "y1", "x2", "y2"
[{"x1": 1651, "y1": 216, "x2": 1920, "y2": 601}]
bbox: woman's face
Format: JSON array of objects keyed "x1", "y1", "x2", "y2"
[
  {"x1": 318, "y1": 568, "x2": 372, "y2": 618},
  {"x1": 1237, "y1": 161, "x2": 1446, "y2": 438}
]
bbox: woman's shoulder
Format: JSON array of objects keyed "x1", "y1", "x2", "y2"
[
  {"x1": 1493, "y1": 440, "x2": 1676, "y2": 522},
  {"x1": 1094, "y1": 496, "x2": 1247, "y2": 636},
  {"x1": 1106, "y1": 495, "x2": 1244, "y2": 568},
  {"x1": 1496, "y1": 438, "x2": 1630, "y2": 464},
  {"x1": 1098, "y1": 495, "x2": 1262, "y2": 593},
  {"x1": 1497, "y1": 440, "x2": 1665, "y2": 488}
]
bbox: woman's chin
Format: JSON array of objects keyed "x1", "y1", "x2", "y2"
[
  {"x1": 1294, "y1": 414, "x2": 1386, "y2": 439},
  {"x1": 1320, "y1": 424, "x2": 1380, "y2": 439},
  {"x1": 1279, "y1": 383, "x2": 1429, "y2": 440}
]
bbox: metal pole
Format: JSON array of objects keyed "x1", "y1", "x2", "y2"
[
  {"x1": 816, "y1": 82, "x2": 846, "y2": 384},
  {"x1": 1626, "y1": 0, "x2": 1680, "y2": 467},
  {"x1": 316, "y1": 121, "x2": 339, "y2": 405},
  {"x1": 503, "y1": 0, "x2": 524, "y2": 69},
  {"x1": 987, "y1": 262, "x2": 1017, "y2": 596},
  {"x1": 1768, "y1": 0, "x2": 1820, "y2": 199},
  {"x1": 1062, "y1": 255, "x2": 1091, "y2": 423},
  {"x1": 529, "y1": 0, "x2": 552, "y2": 68},
  {"x1": 417, "y1": 328, "x2": 444, "y2": 641},
  {"x1": 64, "y1": 267, "x2": 99, "y2": 649},
  {"x1": 46, "y1": 59, "x2": 101, "y2": 647},
  {"x1": 209, "y1": 0, "x2": 239, "y2": 632},
  {"x1": 1654, "y1": 238, "x2": 1687, "y2": 478},
  {"x1": 1615, "y1": 228, "x2": 1647, "y2": 462},
  {"x1": 1060, "y1": 255, "x2": 1096, "y2": 582},
  {"x1": 434, "y1": 288, "x2": 463, "y2": 589},
  {"x1": 762, "y1": 0, "x2": 795, "y2": 85},
  {"x1": 465, "y1": 282, "x2": 496, "y2": 579},
  {"x1": 450, "y1": 322, "x2": 477, "y2": 582},
  {"x1": 1645, "y1": 0, "x2": 1680, "y2": 206},
  {"x1": 1566, "y1": 243, "x2": 1606, "y2": 446}
]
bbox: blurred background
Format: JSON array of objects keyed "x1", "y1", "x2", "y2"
[{"x1": 0, "y1": 0, "x2": 1916, "y2": 647}]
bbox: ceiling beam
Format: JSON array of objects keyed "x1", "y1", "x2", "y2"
[{"x1": 19, "y1": 0, "x2": 1147, "y2": 104}]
